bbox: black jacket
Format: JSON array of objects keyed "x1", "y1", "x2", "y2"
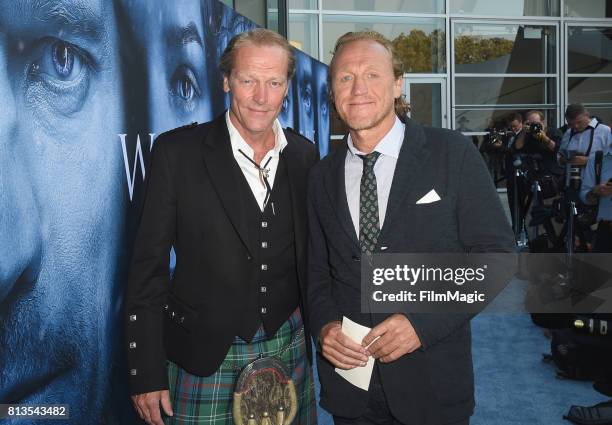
[
  {"x1": 307, "y1": 118, "x2": 515, "y2": 425},
  {"x1": 125, "y1": 113, "x2": 317, "y2": 395}
]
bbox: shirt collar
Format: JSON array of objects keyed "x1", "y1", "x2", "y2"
[
  {"x1": 347, "y1": 116, "x2": 404, "y2": 158},
  {"x1": 570, "y1": 117, "x2": 600, "y2": 137},
  {"x1": 226, "y1": 110, "x2": 288, "y2": 159}
]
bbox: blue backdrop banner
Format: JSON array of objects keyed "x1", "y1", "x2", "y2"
[{"x1": 0, "y1": 1, "x2": 328, "y2": 423}]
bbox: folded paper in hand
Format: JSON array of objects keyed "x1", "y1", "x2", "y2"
[{"x1": 334, "y1": 317, "x2": 376, "y2": 391}]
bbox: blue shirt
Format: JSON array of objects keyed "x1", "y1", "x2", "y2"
[
  {"x1": 560, "y1": 118, "x2": 611, "y2": 156},
  {"x1": 581, "y1": 145, "x2": 612, "y2": 221}
]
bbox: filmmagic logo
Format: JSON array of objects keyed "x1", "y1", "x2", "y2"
[
  {"x1": 372, "y1": 264, "x2": 488, "y2": 286},
  {"x1": 372, "y1": 290, "x2": 486, "y2": 304}
]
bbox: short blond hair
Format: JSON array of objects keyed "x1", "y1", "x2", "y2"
[
  {"x1": 219, "y1": 28, "x2": 295, "y2": 80},
  {"x1": 329, "y1": 31, "x2": 410, "y2": 117}
]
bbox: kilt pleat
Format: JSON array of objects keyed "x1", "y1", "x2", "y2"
[{"x1": 165, "y1": 308, "x2": 316, "y2": 425}]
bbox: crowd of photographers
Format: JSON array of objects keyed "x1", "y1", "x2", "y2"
[
  {"x1": 482, "y1": 103, "x2": 612, "y2": 254},
  {"x1": 481, "y1": 104, "x2": 612, "y2": 425}
]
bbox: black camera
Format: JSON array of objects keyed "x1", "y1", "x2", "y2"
[
  {"x1": 486, "y1": 128, "x2": 513, "y2": 145},
  {"x1": 560, "y1": 149, "x2": 582, "y2": 191},
  {"x1": 525, "y1": 122, "x2": 543, "y2": 134}
]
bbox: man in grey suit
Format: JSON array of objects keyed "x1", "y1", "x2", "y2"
[{"x1": 307, "y1": 31, "x2": 515, "y2": 425}]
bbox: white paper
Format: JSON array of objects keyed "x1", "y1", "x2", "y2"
[{"x1": 334, "y1": 317, "x2": 375, "y2": 391}]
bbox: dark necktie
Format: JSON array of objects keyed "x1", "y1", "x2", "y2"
[{"x1": 359, "y1": 151, "x2": 381, "y2": 255}]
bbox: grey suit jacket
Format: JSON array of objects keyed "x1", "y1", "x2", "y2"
[{"x1": 307, "y1": 118, "x2": 515, "y2": 425}]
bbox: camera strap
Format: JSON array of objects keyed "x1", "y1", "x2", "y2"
[
  {"x1": 594, "y1": 150, "x2": 604, "y2": 186},
  {"x1": 585, "y1": 122, "x2": 599, "y2": 157}
]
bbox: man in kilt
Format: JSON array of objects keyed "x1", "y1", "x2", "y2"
[{"x1": 125, "y1": 28, "x2": 317, "y2": 425}]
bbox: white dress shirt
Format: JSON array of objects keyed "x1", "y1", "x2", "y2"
[
  {"x1": 226, "y1": 111, "x2": 288, "y2": 211},
  {"x1": 345, "y1": 117, "x2": 405, "y2": 238}
]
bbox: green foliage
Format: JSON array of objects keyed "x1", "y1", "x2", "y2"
[
  {"x1": 391, "y1": 29, "x2": 445, "y2": 73},
  {"x1": 454, "y1": 36, "x2": 514, "y2": 65}
]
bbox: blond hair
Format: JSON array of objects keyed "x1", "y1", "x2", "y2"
[
  {"x1": 329, "y1": 31, "x2": 410, "y2": 117},
  {"x1": 219, "y1": 28, "x2": 295, "y2": 80}
]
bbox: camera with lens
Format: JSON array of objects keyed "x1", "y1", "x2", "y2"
[
  {"x1": 524, "y1": 122, "x2": 543, "y2": 134},
  {"x1": 485, "y1": 128, "x2": 514, "y2": 146},
  {"x1": 560, "y1": 149, "x2": 582, "y2": 191}
]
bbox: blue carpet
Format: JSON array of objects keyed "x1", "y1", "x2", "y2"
[{"x1": 312, "y1": 312, "x2": 608, "y2": 425}]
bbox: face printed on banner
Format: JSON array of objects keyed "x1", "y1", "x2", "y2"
[
  {"x1": 295, "y1": 52, "x2": 315, "y2": 140},
  {"x1": 0, "y1": 0, "x2": 124, "y2": 420},
  {"x1": 314, "y1": 60, "x2": 330, "y2": 154},
  {"x1": 201, "y1": 1, "x2": 257, "y2": 113},
  {"x1": 120, "y1": 0, "x2": 213, "y2": 134},
  {"x1": 223, "y1": 42, "x2": 290, "y2": 141},
  {"x1": 278, "y1": 78, "x2": 295, "y2": 130}
]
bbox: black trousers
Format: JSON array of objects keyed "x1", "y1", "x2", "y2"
[
  {"x1": 595, "y1": 221, "x2": 612, "y2": 253},
  {"x1": 333, "y1": 364, "x2": 470, "y2": 425}
]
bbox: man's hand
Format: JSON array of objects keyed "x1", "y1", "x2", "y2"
[
  {"x1": 593, "y1": 181, "x2": 612, "y2": 198},
  {"x1": 131, "y1": 390, "x2": 173, "y2": 425},
  {"x1": 362, "y1": 314, "x2": 422, "y2": 363},
  {"x1": 319, "y1": 321, "x2": 369, "y2": 370},
  {"x1": 536, "y1": 132, "x2": 556, "y2": 151},
  {"x1": 569, "y1": 155, "x2": 589, "y2": 166}
]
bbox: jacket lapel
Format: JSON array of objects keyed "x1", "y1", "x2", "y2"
[
  {"x1": 324, "y1": 139, "x2": 360, "y2": 247},
  {"x1": 281, "y1": 134, "x2": 308, "y2": 269},
  {"x1": 200, "y1": 114, "x2": 252, "y2": 256},
  {"x1": 379, "y1": 119, "x2": 430, "y2": 241}
]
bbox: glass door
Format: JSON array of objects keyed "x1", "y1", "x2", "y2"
[{"x1": 404, "y1": 77, "x2": 447, "y2": 128}]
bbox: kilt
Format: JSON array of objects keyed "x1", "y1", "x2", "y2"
[{"x1": 165, "y1": 307, "x2": 316, "y2": 425}]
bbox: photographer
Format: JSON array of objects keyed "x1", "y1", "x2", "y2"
[
  {"x1": 503, "y1": 112, "x2": 527, "y2": 239},
  {"x1": 512, "y1": 111, "x2": 564, "y2": 249},
  {"x1": 481, "y1": 118, "x2": 512, "y2": 186},
  {"x1": 581, "y1": 144, "x2": 612, "y2": 253},
  {"x1": 559, "y1": 104, "x2": 611, "y2": 250},
  {"x1": 560, "y1": 104, "x2": 610, "y2": 175},
  {"x1": 514, "y1": 110, "x2": 563, "y2": 179}
]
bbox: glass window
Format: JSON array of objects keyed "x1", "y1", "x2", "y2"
[
  {"x1": 289, "y1": 0, "x2": 318, "y2": 9},
  {"x1": 322, "y1": 15, "x2": 446, "y2": 72},
  {"x1": 567, "y1": 27, "x2": 612, "y2": 74},
  {"x1": 323, "y1": 0, "x2": 444, "y2": 14},
  {"x1": 267, "y1": 0, "x2": 278, "y2": 33},
  {"x1": 451, "y1": 0, "x2": 559, "y2": 16},
  {"x1": 568, "y1": 77, "x2": 612, "y2": 104},
  {"x1": 564, "y1": 0, "x2": 612, "y2": 18},
  {"x1": 454, "y1": 24, "x2": 556, "y2": 74},
  {"x1": 585, "y1": 107, "x2": 612, "y2": 127},
  {"x1": 408, "y1": 82, "x2": 443, "y2": 127},
  {"x1": 454, "y1": 108, "x2": 557, "y2": 132},
  {"x1": 455, "y1": 77, "x2": 556, "y2": 105},
  {"x1": 289, "y1": 13, "x2": 319, "y2": 58}
]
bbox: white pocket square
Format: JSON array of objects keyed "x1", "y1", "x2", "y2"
[{"x1": 416, "y1": 189, "x2": 441, "y2": 204}]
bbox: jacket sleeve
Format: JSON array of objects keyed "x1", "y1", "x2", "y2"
[
  {"x1": 125, "y1": 134, "x2": 176, "y2": 395},
  {"x1": 408, "y1": 136, "x2": 515, "y2": 350},
  {"x1": 307, "y1": 168, "x2": 342, "y2": 346}
]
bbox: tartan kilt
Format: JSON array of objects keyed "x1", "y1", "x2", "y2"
[{"x1": 165, "y1": 308, "x2": 316, "y2": 425}]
